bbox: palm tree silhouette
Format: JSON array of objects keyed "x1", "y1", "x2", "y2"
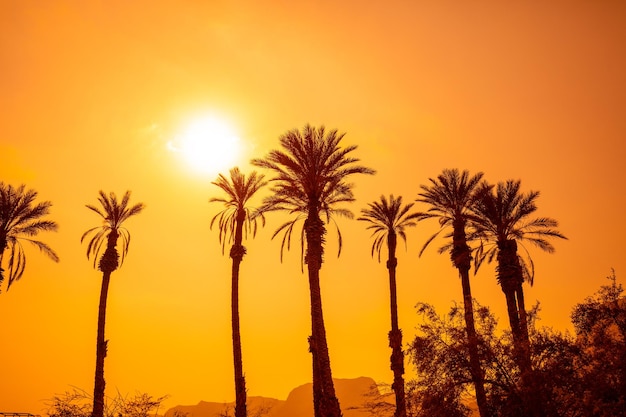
[
  {"x1": 81, "y1": 191, "x2": 144, "y2": 417},
  {"x1": 0, "y1": 182, "x2": 59, "y2": 293},
  {"x1": 210, "y1": 167, "x2": 267, "y2": 417},
  {"x1": 252, "y1": 124, "x2": 375, "y2": 417},
  {"x1": 358, "y1": 195, "x2": 419, "y2": 417},
  {"x1": 416, "y1": 169, "x2": 490, "y2": 417},
  {"x1": 470, "y1": 179, "x2": 567, "y2": 374}
]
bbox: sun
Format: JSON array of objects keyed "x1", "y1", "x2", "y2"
[{"x1": 168, "y1": 116, "x2": 242, "y2": 175}]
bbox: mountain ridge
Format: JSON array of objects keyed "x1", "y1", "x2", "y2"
[{"x1": 163, "y1": 377, "x2": 389, "y2": 417}]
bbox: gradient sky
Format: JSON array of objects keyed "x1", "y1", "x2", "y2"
[{"x1": 1, "y1": 1, "x2": 625, "y2": 413}]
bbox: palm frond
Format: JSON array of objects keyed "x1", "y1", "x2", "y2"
[
  {"x1": 419, "y1": 230, "x2": 443, "y2": 257},
  {"x1": 0, "y1": 182, "x2": 59, "y2": 291},
  {"x1": 21, "y1": 238, "x2": 60, "y2": 262}
]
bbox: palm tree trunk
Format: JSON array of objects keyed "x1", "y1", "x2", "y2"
[
  {"x1": 305, "y1": 214, "x2": 342, "y2": 417},
  {"x1": 0, "y1": 234, "x2": 8, "y2": 289},
  {"x1": 386, "y1": 233, "x2": 406, "y2": 417},
  {"x1": 92, "y1": 233, "x2": 119, "y2": 417},
  {"x1": 503, "y1": 286, "x2": 524, "y2": 360},
  {"x1": 459, "y1": 270, "x2": 490, "y2": 417},
  {"x1": 231, "y1": 257, "x2": 247, "y2": 417},
  {"x1": 308, "y1": 335, "x2": 322, "y2": 417},
  {"x1": 497, "y1": 240, "x2": 531, "y2": 374},
  {"x1": 515, "y1": 284, "x2": 530, "y2": 365},
  {"x1": 513, "y1": 281, "x2": 543, "y2": 417},
  {"x1": 231, "y1": 209, "x2": 247, "y2": 417},
  {"x1": 452, "y1": 222, "x2": 490, "y2": 417},
  {"x1": 92, "y1": 269, "x2": 111, "y2": 417}
]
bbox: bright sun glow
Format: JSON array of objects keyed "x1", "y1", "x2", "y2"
[{"x1": 168, "y1": 116, "x2": 241, "y2": 175}]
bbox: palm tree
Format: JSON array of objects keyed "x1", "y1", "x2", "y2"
[
  {"x1": 470, "y1": 179, "x2": 567, "y2": 374},
  {"x1": 209, "y1": 167, "x2": 267, "y2": 417},
  {"x1": 0, "y1": 182, "x2": 59, "y2": 293},
  {"x1": 252, "y1": 124, "x2": 375, "y2": 417},
  {"x1": 358, "y1": 195, "x2": 419, "y2": 417},
  {"x1": 81, "y1": 191, "x2": 144, "y2": 417},
  {"x1": 416, "y1": 169, "x2": 490, "y2": 417}
]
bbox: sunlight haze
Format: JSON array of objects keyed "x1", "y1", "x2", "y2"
[{"x1": 168, "y1": 115, "x2": 243, "y2": 177}]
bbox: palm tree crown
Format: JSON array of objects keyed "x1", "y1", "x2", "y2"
[
  {"x1": 0, "y1": 182, "x2": 59, "y2": 292},
  {"x1": 252, "y1": 124, "x2": 375, "y2": 263},
  {"x1": 209, "y1": 167, "x2": 267, "y2": 256},
  {"x1": 416, "y1": 169, "x2": 486, "y2": 265},
  {"x1": 471, "y1": 179, "x2": 567, "y2": 284},
  {"x1": 358, "y1": 194, "x2": 420, "y2": 262},
  {"x1": 81, "y1": 190, "x2": 145, "y2": 271}
]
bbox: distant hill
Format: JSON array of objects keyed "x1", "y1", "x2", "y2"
[
  {"x1": 164, "y1": 377, "x2": 390, "y2": 417},
  {"x1": 164, "y1": 396, "x2": 284, "y2": 417}
]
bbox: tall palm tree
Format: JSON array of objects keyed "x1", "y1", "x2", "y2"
[
  {"x1": 358, "y1": 195, "x2": 419, "y2": 417},
  {"x1": 470, "y1": 179, "x2": 567, "y2": 374},
  {"x1": 416, "y1": 169, "x2": 491, "y2": 417},
  {"x1": 81, "y1": 191, "x2": 144, "y2": 417},
  {"x1": 252, "y1": 124, "x2": 375, "y2": 417},
  {"x1": 209, "y1": 167, "x2": 267, "y2": 417},
  {"x1": 0, "y1": 182, "x2": 59, "y2": 293}
]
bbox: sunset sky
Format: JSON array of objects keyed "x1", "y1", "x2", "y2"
[{"x1": 1, "y1": 1, "x2": 625, "y2": 413}]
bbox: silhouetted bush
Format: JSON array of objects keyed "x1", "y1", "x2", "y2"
[{"x1": 46, "y1": 387, "x2": 167, "y2": 417}]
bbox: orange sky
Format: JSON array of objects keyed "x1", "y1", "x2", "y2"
[{"x1": 1, "y1": 1, "x2": 625, "y2": 413}]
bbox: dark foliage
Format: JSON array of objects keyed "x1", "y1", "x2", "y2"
[
  {"x1": 569, "y1": 269, "x2": 626, "y2": 416},
  {"x1": 407, "y1": 270, "x2": 626, "y2": 417}
]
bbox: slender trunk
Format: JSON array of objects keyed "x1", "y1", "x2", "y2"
[
  {"x1": 497, "y1": 240, "x2": 531, "y2": 374},
  {"x1": 516, "y1": 283, "x2": 530, "y2": 362},
  {"x1": 0, "y1": 237, "x2": 5, "y2": 289},
  {"x1": 305, "y1": 213, "x2": 342, "y2": 417},
  {"x1": 452, "y1": 221, "x2": 490, "y2": 417},
  {"x1": 231, "y1": 208, "x2": 247, "y2": 417},
  {"x1": 92, "y1": 269, "x2": 112, "y2": 417},
  {"x1": 503, "y1": 286, "x2": 524, "y2": 364},
  {"x1": 514, "y1": 281, "x2": 543, "y2": 417},
  {"x1": 308, "y1": 335, "x2": 322, "y2": 417},
  {"x1": 92, "y1": 233, "x2": 118, "y2": 417},
  {"x1": 386, "y1": 233, "x2": 406, "y2": 417},
  {"x1": 512, "y1": 247, "x2": 531, "y2": 373},
  {"x1": 0, "y1": 234, "x2": 8, "y2": 289},
  {"x1": 91, "y1": 230, "x2": 119, "y2": 417},
  {"x1": 459, "y1": 270, "x2": 490, "y2": 417}
]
